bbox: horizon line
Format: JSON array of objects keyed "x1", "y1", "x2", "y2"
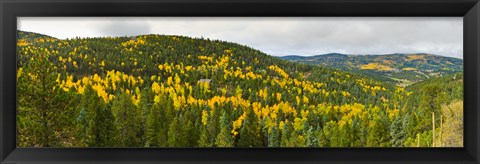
[{"x1": 18, "y1": 30, "x2": 463, "y2": 60}]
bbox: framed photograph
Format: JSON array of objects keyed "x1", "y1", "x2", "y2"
[{"x1": 1, "y1": 0, "x2": 479, "y2": 163}]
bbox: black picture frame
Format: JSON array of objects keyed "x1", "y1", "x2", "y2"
[{"x1": 1, "y1": 0, "x2": 479, "y2": 164}]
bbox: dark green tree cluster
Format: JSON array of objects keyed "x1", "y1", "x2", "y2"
[{"x1": 16, "y1": 31, "x2": 463, "y2": 147}]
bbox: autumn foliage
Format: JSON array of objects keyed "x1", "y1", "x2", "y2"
[{"x1": 16, "y1": 31, "x2": 463, "y2": 147}]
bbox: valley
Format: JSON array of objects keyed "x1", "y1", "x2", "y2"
[
  {"x1": 280, "y1": 53, "x2": 463, "y2": 86},
  {"x1": 16, "y1": 30, "x2": 463, "y2": 148}
]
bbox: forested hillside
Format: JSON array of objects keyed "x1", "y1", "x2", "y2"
[
  {"x1": 280, "y1": 53, "x2": 463, "y2": 86},
  {"x1": 16, "y1": 31, "x2": 463, "y2": 147},
  {"x1": 397, "y1": 73, "x2": 463, "y2": 147}
]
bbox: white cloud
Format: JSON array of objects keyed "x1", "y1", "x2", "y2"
[{"x1": 18, "y1": 17, "x2": 463, "y2": 59}]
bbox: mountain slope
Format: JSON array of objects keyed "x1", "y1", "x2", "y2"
[
  {"x1": 17, "y1": 30, "x2": 397, "y2": 110},
  {"x1": 16, "y1": 30, "x2": 461, "y2": 148},
  {"x1": 280, "y1": 53, "x2": 463, "y2": 86},
  {"x1": 17, "y1": 30, "x2": 59, "y2": 46},
  {"x1": 397, "y1": 72, "x2": 463, "y2": 147}
]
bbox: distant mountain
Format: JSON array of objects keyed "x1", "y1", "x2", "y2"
[
  {"x1": 279, "y1": 53, "x2": 463, "y2": 86},
  {"x1": 17, "y1": 30, "x2": 58, "y2": 40},
  {"x1": 17, "y1": 30, "x2": 464, "y2": 148},
  {"x1": 17, "y1": 31, "x2": 59, "y2": 46}
]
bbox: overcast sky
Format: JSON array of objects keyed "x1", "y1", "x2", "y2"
[{"x1": 18, "y1": 17, "x2": 463, "y2": 59}]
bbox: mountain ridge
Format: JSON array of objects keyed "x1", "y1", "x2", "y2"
[
  {"x1": 279, "y1": 52, "x2": 463, "y2": 86},
  {"x1": 279, "y1": 52, "x2": 462, "y2": 60},
  {"x1": 16, "y1": 30, "x2": 463, "y2": 148}
]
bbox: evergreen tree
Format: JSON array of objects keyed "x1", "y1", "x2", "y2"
[
  {"x1": 198, "y1": 125, "x2": 210, "y2": 147},
  {"x1": 16, "y1": 31, "x2": 464, "y2": 148},
  {"x1": 280, "y1": 122, "x2": 294, "y2": 147},
  {"x1": 268, "y1": 126, "x2": 280, "y2": 147},
  {"x1": 390, "y1": 115, "x2": 406, "y2": 147},
  {"x1": 207, "y1": 107, "x2": 221, "y2": 145},
  {"x1": 238, "y1": 109, "x2": 262, "y2": 147},
  {"x1": 215, "y1": 112, "x2": 234, "y2": 147},
  {"x1": 111, "y1": 92, "x2": 142, "y2": 147},
  {"x1": 305, "y1": 126, "x2": 318, "y2": 147},
  {"x1": 167, "y1": 116, "x2": 187, "y2": 147}
]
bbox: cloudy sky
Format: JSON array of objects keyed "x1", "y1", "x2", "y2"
[{"x1": 18, "y1": 17, "x2": 463, "y2": 59}]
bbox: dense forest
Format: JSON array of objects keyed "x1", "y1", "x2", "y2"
[{"x1": 16, "y1": 31, "x2": 463, "y2": 147}]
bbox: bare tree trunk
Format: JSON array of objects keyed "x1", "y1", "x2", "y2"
[
  {"x1": 440, "y1": 116, "x2": 443, "y2": 147},
  {"x1": 432, "y1": 112, "x2": 435, "y2": 147}
]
